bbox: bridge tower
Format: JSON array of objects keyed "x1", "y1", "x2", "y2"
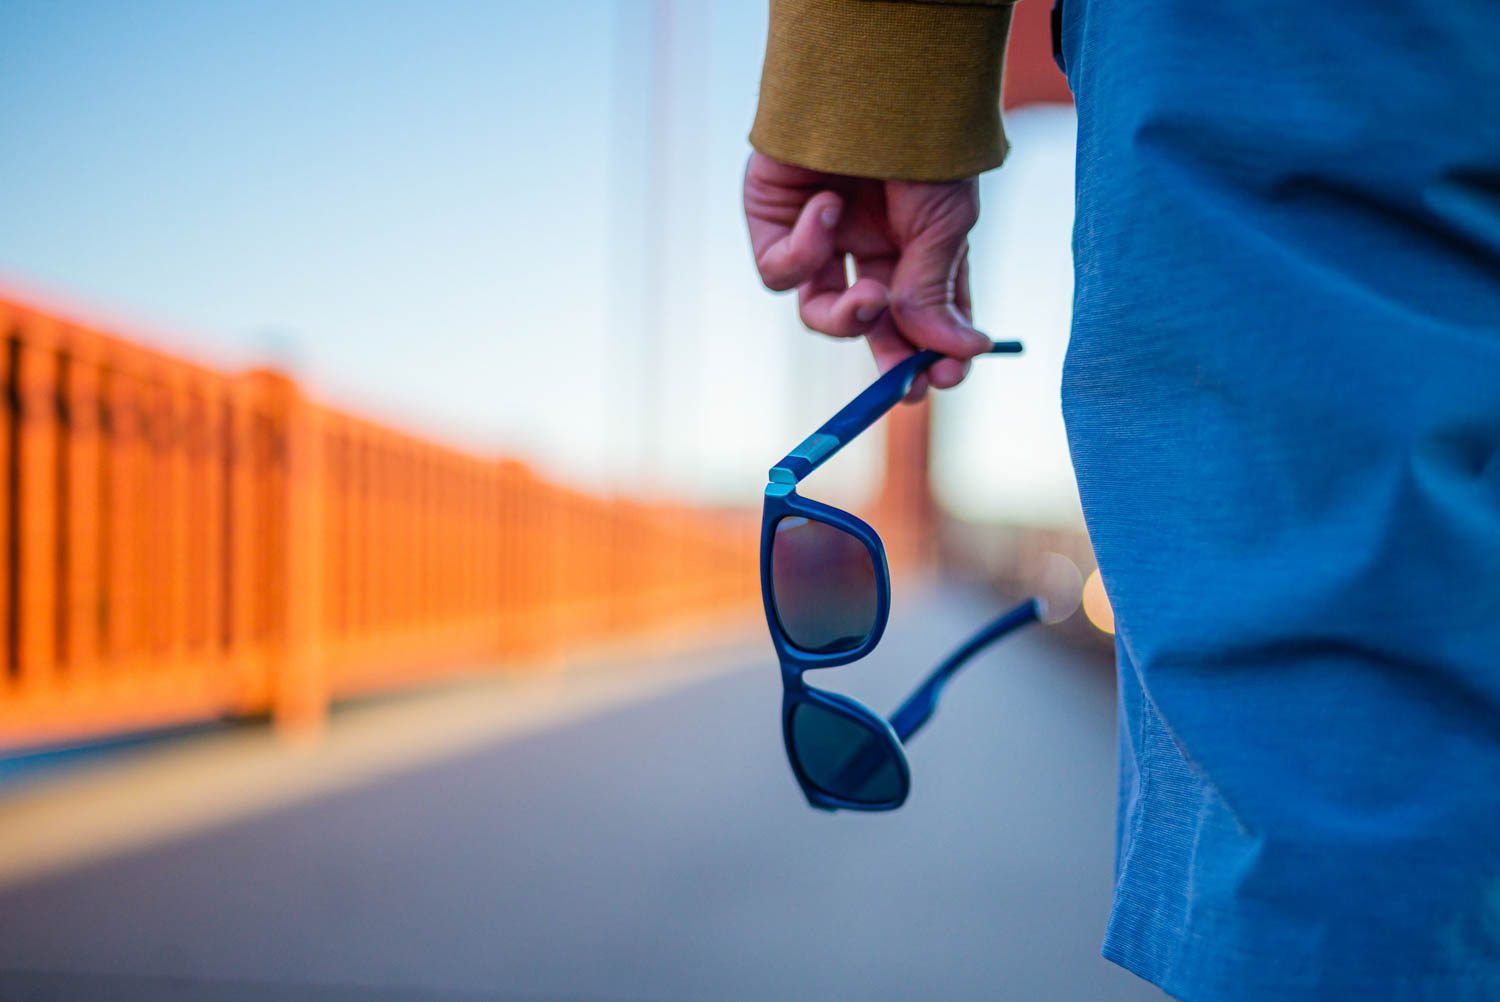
[{"x1": 876, "y1": 0, "x2": 1072, "y2": 565}]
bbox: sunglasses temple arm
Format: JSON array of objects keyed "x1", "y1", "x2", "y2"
[
  {"x1": 827, "y1": 597, "x2": 1037, "y2": 798},
  {"x1": 888, "y1": 598, "x2": 1041, "y2": 743},
  {"x1": 768, "y1": 343, "x2": 1022, "y2": 484}
]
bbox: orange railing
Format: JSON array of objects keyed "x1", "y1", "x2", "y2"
[{"x1": 0, "y1": 294, "x2": 759, "y2": 752}]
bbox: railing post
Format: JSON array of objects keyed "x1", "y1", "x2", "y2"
[
  {"x1": 252, "y1": 371, "x2": 326, "y2": 740},
  {"x1": 60, "y1": 329, "x2": 102, "y2": 682},
  {"x1": 138, "y1": 372, "x2": 167, "y2": 663},
  {"x1": 186, "y1": 373, "x2": 225, "y2": 672},
  {"x1": 0, "y1": 306, "x2": 13, "y2": 692},
  {"x1": 222, "y1": 374, "x2": 256, "y2": 698},
  {"x1": 163, "y1": 365, "x2": 192, "y2": 677},
  {"x1": 101, "y1": 358, "x2": 139, "y2": 671},
  {"x1": 14, "y1": 322, "x2": 60, "y2": 690}
]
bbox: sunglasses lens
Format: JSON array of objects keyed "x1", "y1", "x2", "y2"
[
  {"x1": 770, "y1": 516, "x2": 878, "y2": 654},
  {"x1": 789, "y1": 702, "x2": 904, "y2": 805}
]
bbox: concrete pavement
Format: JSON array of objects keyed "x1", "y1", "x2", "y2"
[{"x1": 0, "y1": 585, "x2": 1166, "y2": 1002}]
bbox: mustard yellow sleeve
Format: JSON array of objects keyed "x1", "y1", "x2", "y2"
[{"x1": 750, "y1": 0, "x2": 1015, "y2": 182}]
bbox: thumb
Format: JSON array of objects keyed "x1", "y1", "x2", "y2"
[{"x1": 889, "y1": 233, "x2": 991, "y2": 360}]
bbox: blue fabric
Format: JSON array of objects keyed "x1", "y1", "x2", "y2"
[{"x1": 1053, "y1": 2, "x2": 1500, "y2": 998}]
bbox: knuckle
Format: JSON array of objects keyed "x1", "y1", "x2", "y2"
[{"x1": 889, "y1": 292, "x2": 937, "y2": 324}]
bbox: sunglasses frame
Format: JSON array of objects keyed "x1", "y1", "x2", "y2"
[
  {"x1": 760, "y1": 343, "x2": 1027, "y2": 813},
  {"x1": 761, "y1": 484, "x2": 909, "y2": 811}
]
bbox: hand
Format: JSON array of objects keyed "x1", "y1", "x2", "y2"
[{"x1": 744, "y1": 152, "x2": 991, "y2": 398}]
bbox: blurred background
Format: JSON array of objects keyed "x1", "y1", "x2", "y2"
[{"x1": 0, "y1": 1, "x2": 1149, "y2": 1000}]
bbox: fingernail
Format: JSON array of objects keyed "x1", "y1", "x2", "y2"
[
  {"x1": 855, "y1": 304, "x2": 881, "y2": 324},
  {"x1": 820, "y1": 204, "x2": 841, "y2": 229}
]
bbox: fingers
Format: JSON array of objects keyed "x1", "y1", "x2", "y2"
[
  {"x1": 863, "y1": 318, "x2": 915, "y2": 373},
  {"x1": 745, "y1": 160, "x2": 992, "y2": 400},
  {"x1": 955, "y1": 244, "x2": 972, "y2": 322},
  {"x1": 798, "y1": 257, "x2": 889, "y2": 338},
  {"x1": 882, "y1": 180, "x2": 989, "y2": 360},
  {"x1": 889, "y1": 231, "x2": 992, "y2": 359},
  {"x1": 928, "y1": 356, "x2": 971, "y2": 390},
  {"x1": 858, "y1": 253, "x2": 975, "y2": 397},
  {"x1": 929, "y1": 248, "x2": 974, "y2": 388},
  {"x1": 855, "y1": 256, "x2": 923, "y2": 400},
  {"x1": 864, "y1": 320, "x2": 931, "y2": 402},
  {"x1": 748, "y1": 190, "x2": 843, "y2": 292}
]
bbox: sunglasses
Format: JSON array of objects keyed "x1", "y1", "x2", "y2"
[{"x1": 761, "y1": 344, "x2": 1041, "y2": 812}]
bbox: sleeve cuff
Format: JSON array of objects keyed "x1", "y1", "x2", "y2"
[{"x1": 750, "y1": 0, "x2": 1014, "y2": 182}]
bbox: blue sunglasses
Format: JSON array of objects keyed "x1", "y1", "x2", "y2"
[{"x1": 761, "y1": 344, "x2": 1041, "y2": 812}]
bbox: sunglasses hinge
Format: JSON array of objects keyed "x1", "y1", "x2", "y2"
[{"x1": 765, "y1": 478, "x2": 796, "y2": 497}]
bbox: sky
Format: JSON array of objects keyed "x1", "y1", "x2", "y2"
[{"x1": 0, "y1": 0, "x2": 1080, "y2": 525}]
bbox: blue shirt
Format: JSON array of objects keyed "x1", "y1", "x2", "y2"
[{"x1": 1054, "y1": 2, "x2": 1500, "y2": 997}]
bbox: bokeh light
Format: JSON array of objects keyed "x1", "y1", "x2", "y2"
[{"x1": 1081, "y1": 568, "x2": 1116, "y2": 636}]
